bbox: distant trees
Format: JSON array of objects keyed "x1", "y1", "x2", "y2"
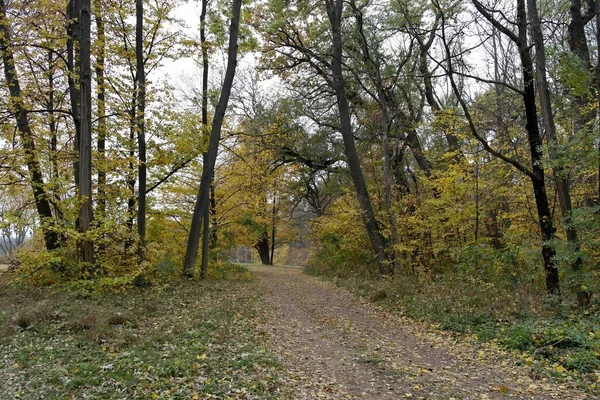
[
  {"x1": 0, "y1": 0, "x2": 192, "y2": 281},
  {"x1": 257, "y1": 0, "x2": 600, "y2": 299}
]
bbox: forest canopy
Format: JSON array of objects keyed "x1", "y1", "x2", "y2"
[{"x1": 0, "y1": 0, "x2": 598, "y2": 305}]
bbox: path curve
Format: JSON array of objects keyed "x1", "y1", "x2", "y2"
[{"x1": 253, "y1": 266, "x2": 596, "y2": 400}]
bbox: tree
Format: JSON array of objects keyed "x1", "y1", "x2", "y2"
[
  {"x1": 77, "y1": 0, "x2": 95, "y2": 266},
  {"x1": 527, "y1": 0, "x2": 584, "y2": 287},
  {"x1": 0, "y1": 0, "x2": 61, "y2": 251},
  {"x1": 136, "y1": 0, "x2": 147, "y2": 261},
  {"x1": 200, "y1": 0, "x2": 210, "y2": 279},
  {"x1": 443, "y1": 0, "x2": 560, "y2": 294},
  {"x1": 183, "y1": 0, "x2": 242, "y2": 276},
  {"x1": 325, "y1": 0, "x2": 391, "y2": 275}
]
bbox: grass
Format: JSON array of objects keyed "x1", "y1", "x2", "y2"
[
  {"x1": 306, "y1": 269, "x2": 600, "y2": 393},
  {"x1": 0, "y1": 270, "x2": 284, "y2": 399}
]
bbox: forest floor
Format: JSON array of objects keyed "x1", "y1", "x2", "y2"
[
  {"x1": 0, "y1": 265, "x2": 597, "y2": 399},
  {"x1": 253, "y1": 265, "x2": 597, "y2": 399}
]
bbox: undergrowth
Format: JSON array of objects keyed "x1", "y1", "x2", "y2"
[
  {"x1": 0, "y1": 267, "x2": 284, "y2": 399},
  {"x1": 305, "y1": 266, "x2": 600, "y2": 393}
]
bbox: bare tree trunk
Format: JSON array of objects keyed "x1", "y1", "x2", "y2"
[
  {"x1": 47, "y1": 50, "x2": 60, "y2": 203},
  {"x1": 0, "y1": 0, "x2": 61, "y2": 251},
  {"x1": 460, "y1": 0, "x2": 560, "y2": 294},
  {"x1": 417, "y1": 26, "x2": 461, "y2": 155},
  {"x1": 67, "y1": 0, "x2": 81, "y2": 188},
  {"x1": 270, "y1": 193, "x2": 277, "y2": 265},
  {"x1": 95, "y1": 2, "x2": 107, "y2": 219},
  {"x1": 528, "y1": 0, "x2": 582, "y2": 273},
  {"x1": 136, "y1": 0, "x2": 147, "y2": 262},
  {"x1": 201, "y1": 200, "x2": 210, "y2": 278},
  {"x1": 78, "y1": 0, "x2": 94, "y2": 266},
  {"x1": 255, "y1": 237, "x2": 270, "y2": 265},
  {"x1": 350, "y1": 0, "x2": 398, "y2": 270},
  {"x1": 200, "y1": 0, "x2": 211, "y2": 279},
  {"x1": 325, "y1": 0, "x2": 391, "y2": 275},
  {"x1": 516, "y1": 0, "x2": 559, "y2": 294},
  {"x1": 597, "y1": 0, "x2": 600, "y2": 203},
  {"x1": 210, "y1": 183, "x2": 218, "y2": 248},
  {"x1": 125, "y1": 90, "x2": 137, "y2": 247},
  {"x1": 183, "y1": 0, "x2": 242, "y2": 276}
]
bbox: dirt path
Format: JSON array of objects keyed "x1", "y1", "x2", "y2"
[{"x1": 253, "y1": 266, "x2": 596, "y2": 400}]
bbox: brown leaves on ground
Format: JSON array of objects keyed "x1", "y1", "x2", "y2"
[{"x1": 252, "y1": 266, "x2": 597, "y2": 400}]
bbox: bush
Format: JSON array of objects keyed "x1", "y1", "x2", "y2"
[{"x1": 207, "y1": 261, "x2": 251, "y2": 280}]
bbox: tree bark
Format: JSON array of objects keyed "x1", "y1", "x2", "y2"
[
  {"x1": 349, "y1": 0, "x2": 398, "y2": 270},
  {"x1": 78, "y1": 0, "x2": 94, "y2": 266},
  {"x1": 0, "y1": 0, "x2": 61, "y2": 251},
  {"x1": 95, "y1": 2, "x2": 107, "y2": 219},
  {"x1": 516, "y1": 0, "x2": 558, "y2": 295},
  {"x1": 325, "y1": 0, "x2": 391, "y2": 275},
  {"x1": 597, "y1": 0, "x2": 600, "y2": 203},
  {"x1": 136, "y1": 0, "x2": 147, "y2": 262},
  {"x1": 270, "y1": 193, "x2": 277, "y2": 265},
  {"x1": 67, "y1": 0, "x2": 82, "y2": 188},
  {"x1": 47, "y1": 50, "x2": 60, "y2": 202},
  {"x1": 201, "y1": 200, "x2": 210, "y2": 278},
  {"x1": 126, "y1": 89, "x2": 137, "y2": 244},
  {"x1": 183, "y1": 0, "x2": 242, "y2": 276},
  {"x1": 464, "y1": 0, "x2": 560, "y2": 294},
  {"x1": 528, "y1": 0, "x2": 582, "y2": 272},
  {"x1": 255, "y1": 237, "x2": 270, "y2": 265},
  {"x1": 200, "y1": 0, "x2": 210, "y2": 279}
]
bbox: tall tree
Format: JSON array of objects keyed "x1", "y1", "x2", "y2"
[
  {"x1": 67, "y1": 0, "x2": 82, "y2": 188},
  {"x1": 324, "y1": 0, "x2": 391, "y2": 275},
  {"x1": 200, "y1": 0, "x2": 211, "y2": 279},
  {"x1": 454, "y1": 0, "x2": 560, "y2": 294},
  {"x1": 527, "y1": 0, "x2": 582, "y2": 273},
  {"x1": 136, "y1": 0, "x2": 147, "y2": 261},
  {"x1": 95, "y1": 1, "x2": 107, "y2": 219},
  {"x1": 0, "y1": 0, "x2": 61, "y2": 251},
  {"x1": 78, "y1": 0, "x2": 94, "y2": 265},
  {"x1": 183, "y1": 0, "x2": 242, "y2": 276}
]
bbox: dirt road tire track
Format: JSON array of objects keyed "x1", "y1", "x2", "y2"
[{"x1": 253, "y1": 266, "x2": 596, "y2": 400}]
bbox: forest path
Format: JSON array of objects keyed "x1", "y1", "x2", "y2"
[{"x1": 252, "y1": 266, "x2": 595, "y2": 400}]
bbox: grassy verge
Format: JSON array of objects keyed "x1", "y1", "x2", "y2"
[
  {"x1": 305, "y1": 270, "x2": 600, "y2": 392},
  {"x1": 0, "y1": 269, "x2": 284, "y2": 399}
]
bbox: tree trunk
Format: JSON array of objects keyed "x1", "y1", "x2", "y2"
[
  {"x1": 464, "y1": 0, "x2": 560, "y2": 294},
  {"x1": 136, "y1": 0, "x2": 147, "y2": 262},
  {"x1": 210, "y1": 182, "x2": 218, "y2": 248},
  {"x1": 418, "y1": 36, "x2": 461, "y2": 155},
  {"x1": 47, "y1": 50, "x2": 61, "y2": 204},
  {"x1": 270, "y1": 193, "x2": 277, "y2": 265},
  {"x1": 597, "y1": 0, "x2": 600, "y2": 203},
  {"x1": 325, "y1": 0, "x2": 391, "y2": 276},
  {"x1": 200, "y1": 0, "x2": 211, "y2": 279},
  {"x1": 517, "y1": 0, "x2": 559, "y2": 294},
  {"x1": 67, "y1": 0, "x2": 81, "y2": 188},
  {"x1": 78, "y1": 0, "x2": 94, "y2": 266},
  {"x1": 528, "y1": 0, "x2": 582, "y2": 272},
  {"x1": 350, "y1": 0, "x2": 398, "y2": 270},
  {"x1": 0, "y1": 0, "x2": 61, "y2": 251},
  {"x1": 125, "y1": 89, "x2": 137, "y2": 247},
  {"x1": 201, "y1": 203, "x2": 210, "y2": 278},
  {"x1": 183, "y1": 0, "x2": 242, "y2": 276},
  {"x1": 95, "y1": 2, "x2": 107, "y2": 219},
  {"x1": 255, "y1": 237, "x2": 270, "y2": 265},
  {"x1": 391, "y1": 141, "x2": 410, "y2": 194}
]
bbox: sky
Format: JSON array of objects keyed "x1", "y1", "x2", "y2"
[{"x1": 154, "y1": 1, "x2": 203, "y2": 96}]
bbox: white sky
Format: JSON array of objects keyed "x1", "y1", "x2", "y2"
[{"x1": 154, "y1": 1, "x2": 203, "y2": 94}]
